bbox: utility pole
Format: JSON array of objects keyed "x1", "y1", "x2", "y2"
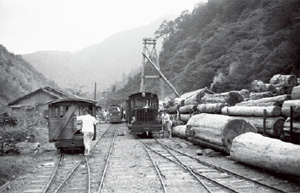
[
  {"x1": 140, "y1": 38, "x2": 165, "y2": 100},
  {"x1": 94, "y1": 82, "x2": 97, "y2": 100}
]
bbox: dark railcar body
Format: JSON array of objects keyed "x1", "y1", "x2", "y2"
[
  {"x1": 108, "y1": 105, "x2": 122, "y2": 123},
  {"x1": 126, "y1": 92, "x2": 161, "y2": 135},
  {"x1": 47, "y1": 98, "x2": 96, "y2": 151}
]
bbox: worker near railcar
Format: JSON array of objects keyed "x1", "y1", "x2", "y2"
[
  {"x1": 77, "y1": 108, "x2": 97, "y2": 156},
  {"x1": 161, "y1": 110, "x2": 172, "y2": 138}
]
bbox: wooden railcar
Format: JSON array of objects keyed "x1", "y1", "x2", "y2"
[
  {"x1": 46, "y1": 98, "x2": 96, "y2": 151},
  {"x1": 108, "y1": 105, "x2": 122, "y2": 123},
  {"x1": 126, "y1": 92, "x2": 161, "y2": 135}
]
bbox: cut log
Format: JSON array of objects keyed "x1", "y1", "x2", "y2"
[
  {"x1": 235, "y1": 94, "x2": 291, "y2": 106},
  {"x1": 285, "y1": 85, "x2": 293, "y2": 94},
  {"x1": 249, "y1": 91, "x2": 273, "y2": 100},
  {"x1": 171, "y1": 120, "x2": 185, "y2": 127},
  {"x1": 172, "y1": 125, "x2": 187, "y2": 138},
  {"x1": 235, "y1": 101, "x2": 280, "y2": 107},
  {"x1": 179, "y1": 105, "x2": 197, "y2": 114},
  {"x1": 283, "y1": 118, "x2": 300, "y2": 134},
  {"x1": 291, "y1": 85, "x2": 300, "y2": 100},
  {"x1": 270, "y1": 74, "x2": 298, "y2": 87},
  {"x1": 167, "y1": 104, "x2": 180, "y2": 114},
  {"x1": 222, "y1": 106, "x2": 281, "y2": 117},
  {"x1": 179, "y1": 114, "x2": 193, "y2": 123},
  {"x1": 251, "y1": 80, "x2": 276, "y2": 93},
  {"x1": 196, "y1": 103, "x2": 226, "y2": 114},
  {"x1": 232, "y1": 116, "x2": 285, "y2": 137},
  {"x1": 239, "y1": 89, "x2": 250, "y2": 99},
  {"x1": 174, "y1": 98, "x2": 185, "y2": 106},
  {"x1": 183, "y1": 87, "x2": 214, "y2": 105},
  {"x1": 186, "y1": 113, "x2": 256, "y2": 154},
  {"x1": 281, "y1": 100, "x2": 300, "y2": 118},
  {"x1": 230, "y1": 132, "x2": 300, "y2": 177},
  {"x1": 201, "y1": 91, "x2": 244, "y2": 106},
  {"x1": 275, "y1": 86, "x2": 285, "y2": 95}
]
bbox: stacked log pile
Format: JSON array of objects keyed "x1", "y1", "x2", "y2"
[
  {"x1": 169, "y1": 74, "x2": 300, "y2": 177},
  {"x1": 281, "y1": 85, "x2": 300, "y2": 143},
  {"x1": 170, "y1": 74, "x2": 299, "y2": 141}
]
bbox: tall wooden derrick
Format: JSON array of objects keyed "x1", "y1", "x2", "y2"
[{"x1": 140, "y1": 38, "x2": 179, "y2": 100}]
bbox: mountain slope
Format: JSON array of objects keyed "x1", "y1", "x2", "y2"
[
  {"x1": 22, "y1": 17, "x2": 168, "y2": 92},
  {"x1": 0, "y1": 45, "x2": 57, "y2": 111},
  {"x1": 109, "y1": 0, "x2": 300, "y2": 102},
  {"x1": 157, "y1": 0, "x2": 300, "y2": 95}
]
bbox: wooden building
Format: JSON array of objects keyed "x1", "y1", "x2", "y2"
[{"x1": 8, "y1": 87, "x2": 74, "y2": 128}]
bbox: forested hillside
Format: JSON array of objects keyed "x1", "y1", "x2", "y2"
[
  {"x1": 0, "y1": 45, "x2": 57, "y2": 112},
  {"x1": 111, "y1": 0, "x2": 300, "y2": 102}
]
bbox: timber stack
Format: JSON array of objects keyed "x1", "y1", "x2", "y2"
[
  {"x1": 169, "y1": 74, "x2": 300, "y2": 177},
  {"x1": 169, "y1": 74, "x2": 299, "y2": 146}
]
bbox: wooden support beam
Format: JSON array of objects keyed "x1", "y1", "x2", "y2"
[{"x1": 142, "y1": 52, "x2": 180, "y2": 97}]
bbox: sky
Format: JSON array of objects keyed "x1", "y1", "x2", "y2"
[{"x1": 0, "y1": 0, "x2": 206, "y2": 54}]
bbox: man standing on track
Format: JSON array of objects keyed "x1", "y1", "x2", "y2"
[
  {"x1": 77, "y1": 108, "x2": 97, "y2": 156},
  {"x1": 161, "y1": 110, "x2": 172, "y2": 138}
]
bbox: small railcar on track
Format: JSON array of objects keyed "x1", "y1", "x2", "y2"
[
  {"x1": 46, "y1": 98, "x2": 96, "y2": 152},
  {"x1": 125, "y1": 92, "x2": 162, "y2": 136},
  {"x1": 108, "y1": 105, "x2": 123, "y2": 123}
]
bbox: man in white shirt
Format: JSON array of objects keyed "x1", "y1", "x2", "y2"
[
  {"x1": 161, "y1": 110, "x2": 172, "y2": 138},
  {"x1": 77, "y1": 108, "x2": 97, "y2": 156}
]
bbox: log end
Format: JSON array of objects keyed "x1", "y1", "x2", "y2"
[{"x1": 222, "y1": 119, "x2": 257, "y2": 153}]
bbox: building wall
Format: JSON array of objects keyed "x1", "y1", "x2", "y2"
[{"x1": 11, "y1": 91, "x2": 59, "y2": 129}]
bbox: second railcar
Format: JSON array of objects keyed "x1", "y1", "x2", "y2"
[
  {"x1": 126, "y1": 92, "x2": 161, "y2": 135},
  {"x1": 108, "y1": 105, "x2": 122, "y2": 123},
  {"x1": 46, "y1": 98, "x2": 96, "y2": 152}
]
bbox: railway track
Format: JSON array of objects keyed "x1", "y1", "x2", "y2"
[
  {"x1": 4, "y1": 123, "x2": 298, "y2": 193},
  {"x1": 140, "y1": 138, "x2": 287, "y2": 193},
  {"x1": 20, "y1": 124, "x2": 118, "y2": 193}
]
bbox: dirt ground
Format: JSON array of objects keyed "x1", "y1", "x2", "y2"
[{"x1": 2, "y1": 123, "x2": 300, "y2": 192}]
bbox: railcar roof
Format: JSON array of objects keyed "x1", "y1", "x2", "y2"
[
  {"x1": 128, "y1": 92, "x2": 158, "y2": 98},
  {"x1": 47, "y1": 97, "x2": 96, "y2": 105}
]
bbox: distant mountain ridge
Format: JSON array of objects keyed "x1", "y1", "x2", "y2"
[
  {"x1": 22, "y1": 16, "x2": 169, "y2": 93},
  {"x1": 0, "y1": 45, "x2": 57, "y2": 112}
]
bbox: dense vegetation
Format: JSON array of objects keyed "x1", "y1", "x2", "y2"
[
  {"x1": 110, "y1": 0, "x2": 300, "y2": 103},
  {"x1": 0, "y1": 45, "x2": 57, "y2": 112}
]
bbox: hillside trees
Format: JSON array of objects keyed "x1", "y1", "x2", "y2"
[
  {"x1": 154, "y1": 0, "x2": 300, "y2": 95},
  {"x1": 0, "y1": 45, "x2": 57, "y2": 109},
  {"x1": 111, "y1": 0, "x2": 300, "y2": 103}
]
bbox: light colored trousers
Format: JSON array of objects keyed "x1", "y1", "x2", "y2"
[{"x1": 83, "y1": 132, "x2": 94, "y2": 152}]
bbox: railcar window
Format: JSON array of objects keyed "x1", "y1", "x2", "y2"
[
  {"x1": 59, "y1": 106, "x2": 65, "y2": 117},
  {"x1": 135, "y1": 98, "x2": 151, "y2": 107}
]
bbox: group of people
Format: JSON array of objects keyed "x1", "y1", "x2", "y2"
[{"x1": 77, "y1": 108, "x2": 173, "y2": 156}]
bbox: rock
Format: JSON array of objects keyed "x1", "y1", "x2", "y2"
[{"x1": 15, "y1": 142, "x2": 40, "y2": 154}]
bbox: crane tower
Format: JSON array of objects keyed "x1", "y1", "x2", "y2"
[{"x1": 140, "y1": 38, "x2": 164, "y2": 100}]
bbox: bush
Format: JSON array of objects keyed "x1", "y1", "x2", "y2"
[{"x1": 0, "y1": 155, "x2": 35, "y2": 186}]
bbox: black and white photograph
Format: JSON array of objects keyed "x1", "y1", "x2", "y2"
[{"x1": 0, "y1": 0, "x2": 300, "y2": 192}]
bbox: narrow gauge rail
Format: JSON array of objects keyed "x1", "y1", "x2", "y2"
[
  {"x1": 54, "y1": 124, "x2": 118, "y2": 193},
  {"x1": 139, "y1": 138, "x2": 226, "y2": 193},
  {"x1": 20, "y1": 124, "x2": 117, "y2": 193},
  {"x1": 142, "y1": 138, "x2": 286, "y2": 193}
]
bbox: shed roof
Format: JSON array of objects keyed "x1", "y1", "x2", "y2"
[{"x1": 8, "y1": 86, "x2": 75, "y2": 106}]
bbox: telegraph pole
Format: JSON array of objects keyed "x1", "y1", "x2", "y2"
[{"x1": 94, "y1": 82, "x2": 97, "y2": 100}]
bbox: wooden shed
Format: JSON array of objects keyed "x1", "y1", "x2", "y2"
[{"x1": 8, "y1": 87, "x2": 73, "y2": 128}]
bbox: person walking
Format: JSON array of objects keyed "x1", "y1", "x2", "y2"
[
  {"x1": 161, "y1": 110, "x2": 172, "y2": 138},
  {"x1": 77, "y1": 108, "x2": 97, "y2": 156}
]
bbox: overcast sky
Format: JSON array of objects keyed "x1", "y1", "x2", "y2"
[{"x1": 0, "y1": 0, "x2": 206, "y2": 54}]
